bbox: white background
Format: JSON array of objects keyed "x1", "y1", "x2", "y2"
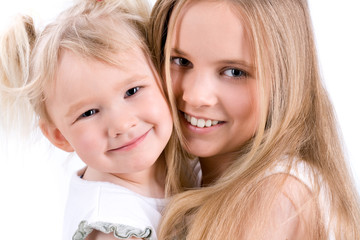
[{"x1": 0, "y1": 0, "x2": 359, "y2": 239}]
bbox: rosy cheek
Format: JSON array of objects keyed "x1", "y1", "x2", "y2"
[
  {"x1": 229, "y1": 94, "x2": 252, "y2": 117},
  {"x1": 239, "y1": 85, "x2": 258, "y2": 119},
  {"x1": 78, "y1": 137, "x2": 93, "y2": 149},
  {"x1": 73, "y1": 128, "x2": 99, "y2": 151}
]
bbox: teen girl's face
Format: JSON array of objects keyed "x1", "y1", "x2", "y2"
[
  {"x1": 170, "y1": 1, "x2": 259, "y2": 162},
  {"x1": 44, "y1": 48, "x2": 172, "y2": 176}
]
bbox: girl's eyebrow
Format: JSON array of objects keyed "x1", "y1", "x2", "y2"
[
  {"x1": 66, "y1": 98, "x2": 95, "y2": 119},
  {"x1": 171, "y1": 48, "x2": 189, "y2": 57},
  {"x1": 218, "y1": 59, "x2": 255, "y2": 72}
]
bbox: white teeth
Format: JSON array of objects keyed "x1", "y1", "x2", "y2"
[
  {"x1": 183, "y1": 113, "x2": 221, "y2": 128},
  {"x1": 205, "y1": 120, "x2": 212, "y2": 127},
  {"x1": 190, "y1": 117, "x2": 197, "y2": 126},
  {"x1": 197, "y1": 119, "x2": 205, "y2": 128}
]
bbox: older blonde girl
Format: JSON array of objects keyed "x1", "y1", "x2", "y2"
[{"x1": 148, "y1": 0, "x2": 360, "y2": 239}]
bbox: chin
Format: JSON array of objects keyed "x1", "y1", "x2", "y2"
[{"x1": 186, "y1": 146, "x2": 217, "y2": 158}]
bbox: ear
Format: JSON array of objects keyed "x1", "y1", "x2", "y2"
[{"x1": 39, "y1": 119, "x2": 74, "y2": 152}]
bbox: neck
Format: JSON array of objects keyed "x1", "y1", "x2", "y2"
[
  {"x1": 83, "y1": 155, "x2": 166, "y2": 198},
  {"x1": 199, "y1": 152, "x2": 237, "y2": 186}
]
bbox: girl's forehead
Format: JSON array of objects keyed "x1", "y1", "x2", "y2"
[
  {"x1": 171, "y1": 0, "x2": 253, "y2": 66},
  {"x1": 173, "y1": 0, "x2": 251, "y2": 44}
]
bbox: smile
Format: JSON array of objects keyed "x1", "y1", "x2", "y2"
[
  {"x1": 109, "y1": 129, "x2": 150, "y2": 152},
  {"x1": 183, "y1": 113, "x2": 222, "y2": 128}
]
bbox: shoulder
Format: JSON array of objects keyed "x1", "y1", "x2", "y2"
[
  {"x1": 68, "y1": 170, "x2": 166, "y2": 216},
  {"x1": 248, "y1": 161, "x2": 322, "y2": 239},
  {"x1": 261, "y1": 172, "x2": 313, "y2": 208},
  {"x1": 64, "y1": 170, "x2": 165, "y2": 240}
]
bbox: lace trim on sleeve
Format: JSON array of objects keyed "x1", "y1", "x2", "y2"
[{"x1": 72, "y1": 220, "x2": 153, "y2": 240}]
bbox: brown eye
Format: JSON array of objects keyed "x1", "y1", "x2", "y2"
[{"x1": 171, "y1": 57, "x2": 192, "y2": 67}]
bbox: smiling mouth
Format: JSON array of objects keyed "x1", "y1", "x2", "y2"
[
  {"x1": 109, "y1": 129, "x2": 150, "y2": 151},
  {"x1": 183, "y1": 112, "x2": 223, "y2": 128}
]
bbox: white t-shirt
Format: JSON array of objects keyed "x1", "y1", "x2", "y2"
[{"x1": 63, "y1": 169, "x2": 166, "y2": 240}]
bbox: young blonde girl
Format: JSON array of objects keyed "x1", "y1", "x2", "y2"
[
  {"x1": 147, "y1": 0, "x2": 360, "y2": 239},
  {"x1": 0, "y1": 0, "x2": 178, "y2": 239}
]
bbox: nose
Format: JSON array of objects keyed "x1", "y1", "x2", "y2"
[
  {"x1": 180, "y1": 71, "x2": 217, "y2": 108},
  {"x1": 107, "y1": 107, "x2": 137, "y2": 138}
]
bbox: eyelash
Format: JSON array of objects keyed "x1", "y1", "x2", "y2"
[
  {"x1": 221, "y1": 68, "x2": 249, "y2": 79},
  {"x1": 171, "y1": 56, "x2": 249, "y2": 79},
  {"x1": 170, "y1": 57, "x2": 193, "y2": 68},
  {"x1": 77, "y1": 109, "x2": 99, "y2": 121},
  {"x1": 75, "y1": 86, "x2": 141, "y2": 122},
  {"x1": 125, "y1": 86, "x2": 140, "y2": 98}
]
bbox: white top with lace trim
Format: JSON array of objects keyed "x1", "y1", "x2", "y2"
[{"x1": 63, "y1": 168, "x2": 166, "y2": 240}]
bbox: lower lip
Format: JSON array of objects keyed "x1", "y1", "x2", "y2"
[
  {"x1": 181, "y1": 114, "x2": 223, "y2": 133},
  {"x1": 110, "y1": 129, "x2": 150, "y2": 152}
]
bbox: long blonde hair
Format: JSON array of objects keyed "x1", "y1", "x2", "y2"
[{"x1": 148, "y1": 0, "x2": 360, "y2": 239}]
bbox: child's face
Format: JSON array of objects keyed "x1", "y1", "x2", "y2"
[
  {"x1": 43, "y1": 48, "x2": 173, "y2": 175},
  {"x1": 170, "y1": 1, "x2": 259, "y2": 162}
]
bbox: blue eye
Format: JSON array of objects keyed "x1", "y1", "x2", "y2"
[
  {"x1": 80, "y1": 109, "x2": 98, "y2": 119},
  {"x1": 171, "y1": 57, "x2": 192, "y2": 67},
  {"x1": 223, "y1": 68, "x2": 248, "y2": 78},
  {"x1": 125, "y1": 86, "x2": 140, "y2": 97}
]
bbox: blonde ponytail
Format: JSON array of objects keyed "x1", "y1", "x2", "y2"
[{"x1": 0, "y1": 15, "x2": 37, "y2": 134}]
